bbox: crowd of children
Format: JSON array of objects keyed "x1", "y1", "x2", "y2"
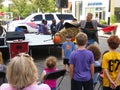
[{"x1": 0, "y1": 31, "x2": 120, "y2": 90}]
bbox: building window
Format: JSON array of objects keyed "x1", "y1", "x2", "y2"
[
  {"x1": 75, "y1": 1, "x2": 82, "y2": 20},
  {"x1": 115, "y1": 7, "x2": 120, "y2": 22}
]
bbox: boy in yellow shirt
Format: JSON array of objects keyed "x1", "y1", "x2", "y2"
[{"x1": 102, "y1": 35, "x2": 120, "y2": 90}]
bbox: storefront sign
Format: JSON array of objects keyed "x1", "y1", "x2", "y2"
[{"x1": 88, "y1": 2, "x2": 102, "y2": 6}]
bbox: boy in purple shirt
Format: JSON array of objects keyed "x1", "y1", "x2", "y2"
[{"x1": 69, "y1": 32, "x2": 94, "y2": 90}]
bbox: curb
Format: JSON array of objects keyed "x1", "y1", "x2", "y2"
[{"x1": 99, "y1": 34, "x2": 111, "y2": 38}]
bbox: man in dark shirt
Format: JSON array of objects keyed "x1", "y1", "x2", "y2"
[
  {"x1": 50, "y1": 19, "x2": 57, "y2": 38},
  {"x1": 78, "y1": 13, "x2": 108, "y2": 46},
  {"x1": 56, "y1": 18, "x2": 64, "y2": 31}
]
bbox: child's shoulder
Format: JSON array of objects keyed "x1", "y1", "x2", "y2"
[
  {"x1": 85, "y1": 49, "x2": 93, "y2": 53},
  {"x1": 0, "y1": 83, "x2": 14, "y2": 90},
  {"x1": 62, "y1": 41, "x2": 73, "y2": 45},
  {"x1": 81, "y1": 49, "x2": 94, "y2": 55},
  {"x1": 71, "y1": 49, "x2": 88, "y2": 54}
]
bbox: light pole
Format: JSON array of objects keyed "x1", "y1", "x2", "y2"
[
  {"x1": 8, "y1": 3, "x2": 11, "y2": 12},
  {"x1": 108, "y1": 0, "x2": 111, "y2": 25}
]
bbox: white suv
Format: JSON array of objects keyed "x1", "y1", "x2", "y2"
[{"x1": 7, "y1": 13, "x2": 75, "y2": 33}]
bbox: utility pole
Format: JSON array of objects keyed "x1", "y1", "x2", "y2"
[{"x1": 108, "y1": 0, "x2": 111, "y2": 25}]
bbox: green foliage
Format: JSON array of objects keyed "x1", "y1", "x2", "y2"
[
  {"x1": 11, "y1": 0, "x2": 56, "y2": 18},
  {"x1": 11, "y1": 0, "x2": 28, "y2": 18},
  {"x1": 99, "y1": 19, "x2": 107, "y2": 24},
  {"x1": 0, "y1": 0, "x2": 3, "y2": 9},
  {"x1": 33, "y1": 0, "x2": 56, "y2": 13},
  {"x1": 110, "y1": 15, "x2": 117, "y2": 24},
  {"x1": 0, "y1": 6, "x2": 8, "y2": 12}
]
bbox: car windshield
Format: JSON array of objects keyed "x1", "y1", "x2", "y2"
[
  {"x1": 56, "y1": 14, "x2": 74, "y2": 20},
  {"x1": 45, "y1": 14, "x2": 54, "y2": 20}
]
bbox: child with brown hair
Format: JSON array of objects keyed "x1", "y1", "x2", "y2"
[
  {"x1": 102, "y1": 35, "x2": 120, "y2": 90},
  {"x1": 69, "y1": 32, "x2": 94, "y2": 90},
  {"x1": 87, "y1": 44, "x2": 101, "y2": 61},
  {"x1": 40, "y1": 56, "x2": 57, "y2": 90},
  {"x1": 87, "y1": 44, "x2": 102, "y2": 87}
]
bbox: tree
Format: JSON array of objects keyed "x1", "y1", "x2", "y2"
[
  {"x1": 110, "y1": 15, "x2": 117, "y2": 24},
  {"x1": 11, "y1": 0, "x2": 56, "y2": 18},
  {"x1": 0, "y1": 0, "x2": 3, "y2": 9},
  {"x1": 11, "y1": 0, "x2": 30, "y2": 18},
  {"x1": 31, "y1": 0, "x2": 56, "y2": 13}
]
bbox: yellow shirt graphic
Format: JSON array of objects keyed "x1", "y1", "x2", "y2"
[{"x1": 102, "y1": 51, "x2": 120, "y2": 87}]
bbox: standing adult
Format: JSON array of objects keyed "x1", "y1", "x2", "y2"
[
  {"x1": 78, "y1": 13, "x2": 108, "y2": 46},
  {"x1": 50, "y1": 19, "x2": 57, "y2": 38},
  {"x1": 41, "y1": 19, "x2": 50, "y2": 35},
  {"x1": 56, "y1": 18, "x2": 64, "y2": 31}
]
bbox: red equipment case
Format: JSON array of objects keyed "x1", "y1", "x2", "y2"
[{"x1": 8, "y1": 41, "x2": 29, "y2": 58}]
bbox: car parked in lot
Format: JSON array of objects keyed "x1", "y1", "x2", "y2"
[{"x1": 7, "y1": 13, "x2": 75, "y2": 33}]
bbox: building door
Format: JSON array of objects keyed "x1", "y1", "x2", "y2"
[{"x1": 95, "y1": 11, "x2": 103, "y2": 22}]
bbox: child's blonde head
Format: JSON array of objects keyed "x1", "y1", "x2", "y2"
[
  {"x1": 45, "y1": 56, "x2": 57, "y2": 69},
  {"x1": 6, "y1": 53, "x2": 38, "y2": 89}
]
